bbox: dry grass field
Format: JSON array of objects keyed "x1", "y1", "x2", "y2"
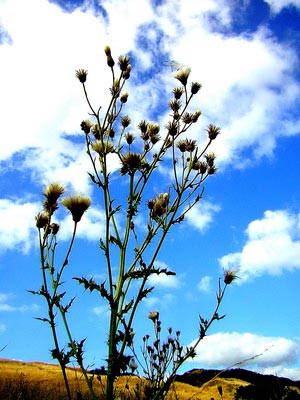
[{"x1": 0, "y1": 358, "x2": 248, "y2": 399}]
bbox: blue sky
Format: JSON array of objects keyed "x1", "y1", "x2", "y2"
[{"x1": 0, "y1": 0, "x2": 300, "y2": 380}]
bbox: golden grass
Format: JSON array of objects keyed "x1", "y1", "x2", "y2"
[{"x1": 0, "y1": 358, "x2": 247, "y2": 399}]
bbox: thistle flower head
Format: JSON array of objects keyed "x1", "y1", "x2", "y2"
[
  {"x1": 148, "y1": 193, "x2": 169, "y2": 218},
  {"x1": 91, "y1": 140, "x2": 114, "y2": 156},
  {"x1": 121, "y1": 115, "x2": 131, "y2": 128},
  {"x1": 206, "y1": 124, "x2": 221, "y2": 140},
  {"x1": 205, "y1": 152, "x2": 216, "y2": 167},
  {"x1": 148, "y1": 310, "x2": 159, "y2": 322},
  {"x1": 176, "y1": 138, "x2": 196, "y2": 153},
  {"x1": 169, "y1": 99, "x2": 181, "y2": 112},
  {"x1": 75, "y1": 69, "x2": 88, "y2": 83},
  {"x1": 118, "y1": 55, "x2": 130, "y2": 72},
  {"x1": 191, "y1": 81, "x2": 202, "y2": 94},
  {"x1": 50, "y1": 223, "x2": 60, "y2": 235},
  {"x1": 166, "y1": 121, "x2": 178, "y2": 137},
  {"x1": 224, "y1": 270, "x2": 238, "y2": 285},
  {"x1": 62, "y1": 195, "x2": 91, "y2": 222},
  {"x1": 120, "y1": 153, "x2": 143, "y2": 175},
  {"x1": 35, "y1": 212, "x2": 49, "y2": 229},
  {"x1": 175, "y1": 67, "x2": 191, "y2": 86},
  {"x1": 125, "y1": 132, "x2": 135, "y2": 145},
  {"x1": 80, "y1": 120, "x2": 92, "y2": 134},
  {"x1": 182, "y1": 112, "x2": 193, "y2": 125},
  {"x1": 138, "y1": 120, "x2": 148, "y2": 134},
  {"x1": 173, "y1": 86, "x2": 184, "y2": 99},
  {"x1": 43, "y1": 183, "x2": 65, "y2": 215},
  {"x1": 191, "y1": 110, "x2": 201, "y2": 123}
]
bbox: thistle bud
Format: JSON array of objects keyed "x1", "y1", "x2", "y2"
[
  {"x1": 120, "y1": 92, "x2": 129, "y2": 103},
  {"x1": 104, "y1": 46, "x2": 114, "y2": 67},
  {"x1": 123, "y1": 64, "x2": 131, "y2": 80},
  {"x1": 80, "y1": 120, "x2": 92, "y2": 134}
]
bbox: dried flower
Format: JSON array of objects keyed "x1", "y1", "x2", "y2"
[
  {"x1": 198, "y1": 161, "x2": 208, "y2": 175},
  {"x1": 224, "y1": 270, "x2": 238, "y2": 285},
  {"x1": 191, "y1": 110, "x2": 201, "y2": 123},
  {"x1": 91, "y1": 140, "x2": 114, "y2": 156},
  {"x1": 206, "y1": 124, "x2": 221, "y2": 140},
  {"x1": 75, "y1": 69, "x2": 88, "y2": 83},
  {"x1": 62, "y1": 195, "x2": 91, "y2": 222},
  {"x1": 148, "y1": 311, "x2": 159, "y2": 322},
  {"x1": 173, "y1": 86, "x2": 183, "y2": 99},
  {"x1": 36, "y1": 212, "x2": 49, "y2": 229},
  {"x1": 175, "y1": 67, "x2": 191, "y2": 86},
  {"x1": 138, "y1": 120, "x2": 148, "y2": 134},
  {"x1": 182, "y1": 112, "x2": 193, "y2": 124},
  {"x1": 148, "y1": 193, "x2": 169, "y2": 218},
  {"x1": 91, "y1": 124, "x2": 100, "y2": 140},
  {"x1": 177, "y1": 139, "x2": 196, "y2": 153},
  {"x1": 120, "y1": 153, "x2": 143, "y2": 175},
  {"x1": 147, "y1": 123, "x2": 160, "y2": 137},
  {"x1": 121, "y1": 115, "x2": 131, "y2": 128},
  {"x1": 169, "y1": 99, "x2": 181, "y2": 112},
  {"x1": 125, "y1": 132, "x2": 135, "y2": 145},
  {"x1": 80, "y1": 120, "x2": 92, "y2": 134},
  {"x1": 191, "y1": 82, "x2": 202, "y2": 94},
  {"x1": 205, "y1": 152, "x2": 216, "y2": 167},
  {"x1": 166, "y1": 121, "x2": 178, "y2": 137},
  {"x1": 50, "y1": 223, "x2": 60, "y2": 235},
  {"x1": 118, "y1": 55, "x2": 130, "y2": 72},
  {"x1": 43, "y1": 183, "x2": 65, "y2": 215}
]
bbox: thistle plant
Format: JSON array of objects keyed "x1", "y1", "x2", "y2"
[{"x1": 33, "y1": 46, "x2": 234, "y2": 400}]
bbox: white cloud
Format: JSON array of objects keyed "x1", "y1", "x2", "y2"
[
  {"x1": 58, "y1": 206, "x2": 107, "y2": 241},
  {"x1": 148, "y1": 261, "x2": 182, "y2": 288},
  {"x1": 198, "y1": 276, "x2": 213, "y2": 293},
  {"x1": 219, "y1": 210, "x2": 300, "y2": 282},
  {"x1": 185, "y1": 201, "x2": 221, "y2": 232},
  {"x1": 0, "y1": 199, "x2": 39, "y2": 253},
  {"x1": 263, "y1": 0, "x2": 300, "y2": 13},
  {"x1": 0, "y1": 292, "x2": 39, "y2": 313},
  {"x1": 189, "y1": 331, "x2": 300, "y2": 379}
]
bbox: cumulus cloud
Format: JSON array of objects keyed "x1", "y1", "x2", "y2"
[
  {"x1": 219, "y1": 210, "x2": 300, "y2": 281},
  {"x1": 0, "y1": 293, "x2": 39, "y2": 313},
  {"x1": 0, "y1": 199, "x2": 39, "y2": 253},
  {"x1": 189, "y1": 331, "x2": 300, "y2": 379},
  {"x1": 148, "y1": 261, "x2": 182, "y2": 288},
  {"x1": 263, "y1": 0, "x2": 300, "y2": 13},
  {"x1": 197, "y1": 276, "x2": 213, "y2": 293},
  {"x1": 185, "y1": 201, "x2": 221, "y2": 232}
]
